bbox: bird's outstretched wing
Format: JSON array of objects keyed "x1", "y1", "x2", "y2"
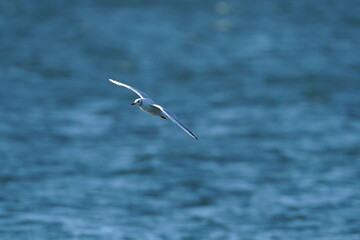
[
  {"x1": 109, "y1": 79, "x2": 152, "y2": 100},
  {"x1": 151, "y1": 104, "x2": 198, "y2": 140}
]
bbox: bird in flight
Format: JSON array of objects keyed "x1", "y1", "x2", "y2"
[{"x1": 109, "y1": 79, "x2": 198, "y2": 140}]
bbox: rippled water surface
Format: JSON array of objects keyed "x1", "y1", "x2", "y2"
[{"x1": 1, "y1": 1, "x2": 360, "y2": 239}]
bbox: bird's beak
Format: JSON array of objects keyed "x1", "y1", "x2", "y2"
[{"x1": 131, "y1": 103, "x2": 136, "y2": 105}]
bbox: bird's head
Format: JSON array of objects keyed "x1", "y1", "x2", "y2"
[{"x1": 131, "y1": 98, "x2": 142, "y2": 106}]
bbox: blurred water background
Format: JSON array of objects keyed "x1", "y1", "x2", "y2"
[{"x1": 1, "y1": 0, "x2": 360, "y2": 239}]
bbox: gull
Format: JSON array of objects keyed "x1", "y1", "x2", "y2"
[{"x1": 109, "y1": 79, "x2": 198, "y2": 140}]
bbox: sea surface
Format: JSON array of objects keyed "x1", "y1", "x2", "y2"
[{"x1": 1, "y1": 1, "x2": 360, "y2": 239}]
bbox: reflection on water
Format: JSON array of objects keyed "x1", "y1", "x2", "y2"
[{"x1": 1, "y1": 0, "x2": 360, "y2": 239}]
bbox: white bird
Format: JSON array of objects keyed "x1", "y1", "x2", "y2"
[{"x1": 109, "y1": 79, "x2": 198, "y2": 140}]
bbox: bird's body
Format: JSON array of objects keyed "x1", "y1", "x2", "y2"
[
  {"x1": 137, "y1": 99, "x2": 162, "y2": 116},
  {"x1": 109, "y1": 79, "x2": 198, "y2": 139}
]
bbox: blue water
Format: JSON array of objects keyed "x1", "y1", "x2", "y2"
[{"x1": 1, "y1": 1, "x2": 360, "y2": 239}]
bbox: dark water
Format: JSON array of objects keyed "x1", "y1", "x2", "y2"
[{"x1": 1, "y1": 1, "x2": 360, "y2": 239}]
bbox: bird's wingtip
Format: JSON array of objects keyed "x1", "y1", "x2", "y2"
[{"x1": 109, "y1": 79, "x2": 118, "y2": 84}]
